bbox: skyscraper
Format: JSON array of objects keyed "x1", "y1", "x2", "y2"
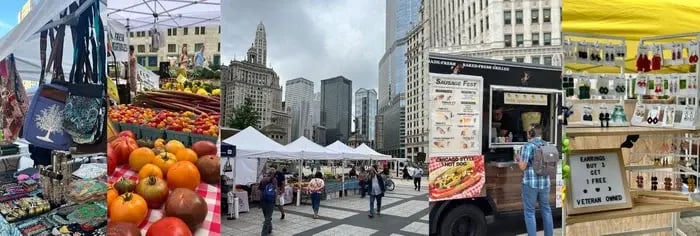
[
  {"x1": 377, "y1": 0, "x2": 420, "y2": 158},
  {"x1": 355, "y1": 88, "x2": 378, "y2": 147},
  {"x1": 221, "y1": 22, "x2": 290, "y2": 143},
  {"x1": 285, "y1": 78, "x2": 314, "y2": 140},
  {"x1": 321, "y1": 76, "x2": 352, "y2": 144},
  {"x1": 405, "y1": 0, "x2": 562, "y2": 161}
]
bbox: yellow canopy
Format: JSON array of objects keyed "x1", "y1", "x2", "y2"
[{"x1": 563, "y1": 0, "x2": 700, "y2": 73}]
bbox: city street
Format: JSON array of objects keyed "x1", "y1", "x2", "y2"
[{"x1": 222, "y1": 178, "x2": 428, "y2": 236}]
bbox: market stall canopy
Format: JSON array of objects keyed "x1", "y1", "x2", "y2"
[
  {"x1": 221, "y1": 126, "x2": 298, "y2": 159},
  {"x1": 285, "y1": 137, "x2": 342, "y2": 160},
  {"x1": 354, "y1": 143, "x2": 393, "y2": 161},
  {"x1": 326, "y1": 141, "x2": 365, "y2": 160},
  {"x1": 107, "y1": 0, "x2": 220, "y2": 31},
  {"x1": 0, "y1": 0, "x2": 100, "y2": 95},
  {"x1": 563, "y1": 0, "x2": 700, "y2": 73}
]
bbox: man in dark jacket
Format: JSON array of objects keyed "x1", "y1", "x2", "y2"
[
  {"x1": 259, "y1": 171, "x2": 278, "y2": 236},
  {"x1": 366, "y1": 168, "x2": 386, "y2": 218}
]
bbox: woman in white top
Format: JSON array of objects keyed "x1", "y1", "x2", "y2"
[{"x1": 307, "y1": 172, "x2": 325, "y2": 219}]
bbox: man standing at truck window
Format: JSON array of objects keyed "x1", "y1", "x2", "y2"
[
  {"x1": 494, "y1": 106, "x2": 514, "y2": 138},
  {"x1": 517, "y1": 125, "x2": 553, "y2": 236}
]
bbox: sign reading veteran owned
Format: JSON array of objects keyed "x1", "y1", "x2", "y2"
[{"x1": 566, "y1": 148, "x2": 633, "y2": 215}]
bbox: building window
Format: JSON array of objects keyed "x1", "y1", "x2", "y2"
[
  {"x1": 486, "y1": 16, "x2": 489, "y2": 29},
  {"x1": 219, "y1": 26, "x2": 221, "y2": 33},
  {"x1": 183, "y1": 27, "x2": 188, "y2": 35},
  {"x1": 218, "y1": 43, "x2": 220, "y2": 52},
  {"x1": 532, "y1": 56, "x2": 541, "y2": 64},
  {"x1": 195, "y1": 27, "x2": 206, "y2": 35},
  {"x1": 148, "y1": 56, "x2": 157, "y2": 67},
  {"x1": 516, "y1": 34, "x2": 524, "y2": 47},
  {"x1": 168, "y1": 44, "x2": 176, "y2": 53},
  {"x1": 129, "y1": 32, "x2": 134, "y2": 37},
  {"x1": 504, "y1": 34, "x2": 512, "y2": 47},
  {"x1": 515, "y1": 10, "x2": 523, "y2": 24},
  {"x1": 149, "y1": 45, "x2": 158, "y2": 52},
  {"x1": 504, "y1": 11, "x2": 511, "y2": 25},
  {"x1": 504, "y1": 57, "x2": 512, "y2": 62},
  {"x1": 213, "y1": 55, "x2": 220, "y2": 65},
  {"x1": 194, "y1": 43, "x2": 204, "y2": 52},
  {"x1": 137, "y1": 45, "x2": 145, "y2": 53},
  {"x1": 532, "y1": 33, "x2": 540, "y2": 46},
  {"x1": 544, "y1": 9, "x2": 551, "y2": 23},
  {"x1": 544, "y1": 56, "x2": 553, "y2": 65},
  {"x1": 532, "y1": 9, "x2": 539, "y2": 23},
  {"x1": 137, "y1": 56, "x2": 146, "y2": 66},
  {"x1": 544, "y1": 33, "x2": 552, "y2": 45},
  {"x1": 480, "y1": 20, "x2": 483, "y2": 32},
  {"x1": 516, "y1": 57, "x2": 524, "y2": 63}
]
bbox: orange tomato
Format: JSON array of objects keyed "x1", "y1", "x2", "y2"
[
  {"x1": 175, "y1": 148, "x2": 198, "y2": 164},
  {"x1": 154, "y1": 138, "x2": 165, "y2": 148},
  {"x1": 110, "y1": 192, "x2": 148, "y2": 225},
  {"x1": 138, "y1": 163, "x2": 164, "y2": 180},
  {"x1": 166, "y1": 161, "x2": 201, "y2": 191},
  {"x1": 153, "y1": 152, "x2": 178, "y2": 177},
  {"x1": 165, "y1": 140, "x2": 185, "y2": 154},
  {"x1": 107, "y1": 188, "x2": 119, "y2": 217},
  {"x1": 129, "y1": 147, "x2": 156, "y2": 171}
]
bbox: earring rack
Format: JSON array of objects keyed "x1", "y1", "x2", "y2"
[{"x1": 631, "y1": 32, "x2": 700, "y2": 130}]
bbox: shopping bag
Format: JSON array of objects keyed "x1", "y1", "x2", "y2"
[{"x1": 0, "y1": 55, "x2": 29, "y2": 141}]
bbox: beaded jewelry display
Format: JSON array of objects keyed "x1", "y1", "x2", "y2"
[
  {"x1": 689, "y1": 178, "x2": 696, "y2": 192},
  {"x1": 664, "y1": 176, "x2": 672, "y2": 191},
  {"x1": 651, "y1": 176, "x2": 658, "y2": 191},
  {"x1": 636, "y1": 175, "x2": 644, "y2": 188}
]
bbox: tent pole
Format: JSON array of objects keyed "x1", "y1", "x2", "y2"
[
  {"x1": 342, "y1": 159, "x2": 346, "y2": 197},
  {"x1": 297, "y1": 159, "x2": 303, "y2": 206}
]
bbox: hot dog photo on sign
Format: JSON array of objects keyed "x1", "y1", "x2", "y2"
[{"x1": 429, "y1": 155, "x2": 486, "y2": 201}]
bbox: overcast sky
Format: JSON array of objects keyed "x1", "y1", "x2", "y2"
[{"x1": 221, "y1": 0, "x2": 385, "y2": 97}]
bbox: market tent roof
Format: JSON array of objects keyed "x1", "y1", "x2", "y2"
[
  {"x1": 0, "y1": 0, "x2": 97, "y2": 94},
  {"x1": 107, "y1": 0, "x2": 220, "y2": 31},
  {"x1": 354, "y1": 144, "x2": 393, "y2": 161},
  {"x1": 563, "y1": 0, "x2": 700, "y2": 73},
  {"x1": 285, "y1": 137, "x2": 342, "y2": 160},
  {"x1": 221, "y1": 126, "x2": 298, "y2": 160},
  {"x1": 326, "y1": 141, "x2": 366, "y2": 160}
]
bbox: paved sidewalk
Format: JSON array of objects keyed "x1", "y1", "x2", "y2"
[{"x1": 222, "y1": 178, "x2": 429, "y2": 236}]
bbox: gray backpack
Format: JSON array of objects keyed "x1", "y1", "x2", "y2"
[{"x1": 531, "y1": 143, "x2": 560, "y2": 176}]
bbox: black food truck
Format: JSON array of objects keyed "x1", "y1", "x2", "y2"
[{"x1": 427, "y1": 53, "x2": 563, "y2": 236}]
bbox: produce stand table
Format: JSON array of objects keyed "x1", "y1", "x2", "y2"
[
  {"x1": 109, "y1": 165, "x2": 221, "y2": 236},
  {"x1": 564, "y1": 126, "x2": 700, "y2": 236}
]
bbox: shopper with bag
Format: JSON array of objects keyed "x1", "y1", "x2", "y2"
[
  {"x1": 366, "y1": 168, "x2": 386, "y2": 218},
  {"x1": 274, "y1": 168, "x2": 287, "y2": 220},
  {"x1": 259, "y1": 170, "x2": 278, "y2": 236},
  {"x1": 516, "y1": 124, "x2": 557, "y2": 236},
  {"x1": 307, "y1": 171, "x2": 325, "y2": 219}
]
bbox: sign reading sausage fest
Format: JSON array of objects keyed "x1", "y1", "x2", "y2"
[{"x1": 429, "y1": 155, "x2": 486, "y2": 201}]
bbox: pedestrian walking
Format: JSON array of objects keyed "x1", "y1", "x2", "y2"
[
  {"x1": 366, "y1": 168, "x2": 386, "y2": 218},
  {"x1": 517, "y1": 125, "x2": 555, "y2": 236},
  {"x1": 358, "y1": 166, "x2": 367, "y2": 198},
  {"x1": 307, "y1": 171, "x2": 325, "y2": 219},
  {"x1": 259, "y1": 170, "x2": 278, "y2": 236},
  {"x1": 413, "y1": 167, "x2": 423, "y2": 191}
]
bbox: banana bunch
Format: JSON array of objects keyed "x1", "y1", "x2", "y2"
[
  {"x1": 561, "y1": 184, "x2": 567, "y2": 205},
  {"x1": 106, "y1": 76, "x2": 119, "y2": 103}
]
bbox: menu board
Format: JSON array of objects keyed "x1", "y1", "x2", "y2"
[
  {"x1": 428, "y1": 155, "x2": 486, "y2": 202},
  {"x1": 428, "y1": 73, "x2": 484, "y2": 156},
  {"x1": 504, "y1": 92, "x2": 548, "y2": 106},
  {"x1": 566, "y1": 149, "x2": 632, "y2": 215}
]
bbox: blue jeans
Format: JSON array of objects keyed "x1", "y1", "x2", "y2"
[
  {"x1": 261, "y1": 201, "x2": 274, "y2": 236},
  {"x1": 311, "y1": 192, "x2": 321, "y2": 214},
  {"x1": 522, "y1": 184, "x2": 553, "y2": 236},
  {"x1": 369, "y1": 194, "x2": 382, "y2": 215}
]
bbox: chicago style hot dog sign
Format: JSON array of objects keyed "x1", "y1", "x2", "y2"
[
  {"x1": 429, "y1": 155, "x2": 486, "y2": 201},
  {"x1": 428, "y1": 73, "x2": 486, "y2": 202},
  {"x1": 566, "y1": 149, "x2": 633, "y2": 215}
]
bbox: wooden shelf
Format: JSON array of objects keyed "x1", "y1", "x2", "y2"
[
  {"x1": 566, "y1": 199, "x2": 700, "y2": 225},
  {"x1": 565, "y1": 126, "x2": 700, "y2": 138}
]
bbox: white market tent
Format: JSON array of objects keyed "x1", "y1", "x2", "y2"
[
  {"x1": 285, "y1": 137, "x2": 342, "y2": 160},
  {"x1": 326, "y1": 141, "x2": 365, "y2": 160},
  {"x1": 221, "y1": 126, "x2": 299, "y2": 186},
  {"x1": 106, "y1": 0, "x2": 220, "y2": 31},
  {"x1": 354, "y1": 143, "x2": 393, "y2": 161}
]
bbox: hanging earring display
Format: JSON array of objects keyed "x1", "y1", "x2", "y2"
[
  {"x1": 651, "y1": 175, "x2": 658, "y2": 191},
  {"x1": 676, "y1": 177, "x2": 684, "y2": 191},
  {"x1": 664, "y1": 175, "x2": 673, "y2": 191},
  {"x1": 636, "y1": 174, "x2": 644, "y2": 188},
  {"x1": 688, "y1": 178, "x2": 696, "y2": 192},
  {"x1": 651, "y1": 44, "x2": 662, "y2": 70}
]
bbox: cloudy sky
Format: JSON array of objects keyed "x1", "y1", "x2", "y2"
[{"x1": 221, "y1": 0, "x2": 385, "y2": 95}]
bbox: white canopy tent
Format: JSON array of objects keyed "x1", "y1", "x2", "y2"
[
  {"x1": 326, "y1": 141, "x2": 365, "y2": 160},
  {"x1": 221, "y1": 127, "x2": 299, "y2": 186},
  {"x1": 106, "y1": 0, "x2": 220, "y2": 31},
  {"x1": 354, "y1": 143, "x2": 393, "y2": 161},
  {"x1": 285, "y1": 137, "x2": 343, "y2": 206}
]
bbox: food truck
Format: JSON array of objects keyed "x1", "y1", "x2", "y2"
[{"x1": 427, "y1": 53, "x2": 563, "y2": 236}]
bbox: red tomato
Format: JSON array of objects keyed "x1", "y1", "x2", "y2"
[
  {"x1": 111, "y1": 136, "x2": 139, "y2": 165},
  {"x1": 119, "y1": 131, "x2": 136, "y2": 139},
  {"x1": 107, "y1": 145, "x2": 117, "y2": 175},
  {"x1": 146, "y1": 217, "x2": 192, "y2": 236}
]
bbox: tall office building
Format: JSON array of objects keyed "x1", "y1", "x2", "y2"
[
  {"x1": 377, "y1": 0, "x2": 421, "y2": 158},
  {"x1": 355, "y1": 89, "x2": 378, "y2": 147},
  {"x1": 221, "y1": 22, "x2": 290, "y2": 143},
  {"x1": 321, "y1": 76, "x2": 352, "y2": 144},
  {"x1": 405, "y1": 0, "x2": 562, "y2": 161},
  {"x1": 285, "y1": 78, "x2": 314, "y2": 140}
]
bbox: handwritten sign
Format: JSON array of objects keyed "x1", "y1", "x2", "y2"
[{"x1": 566, "y1": 149, "x2": 632, "y2": 215}]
